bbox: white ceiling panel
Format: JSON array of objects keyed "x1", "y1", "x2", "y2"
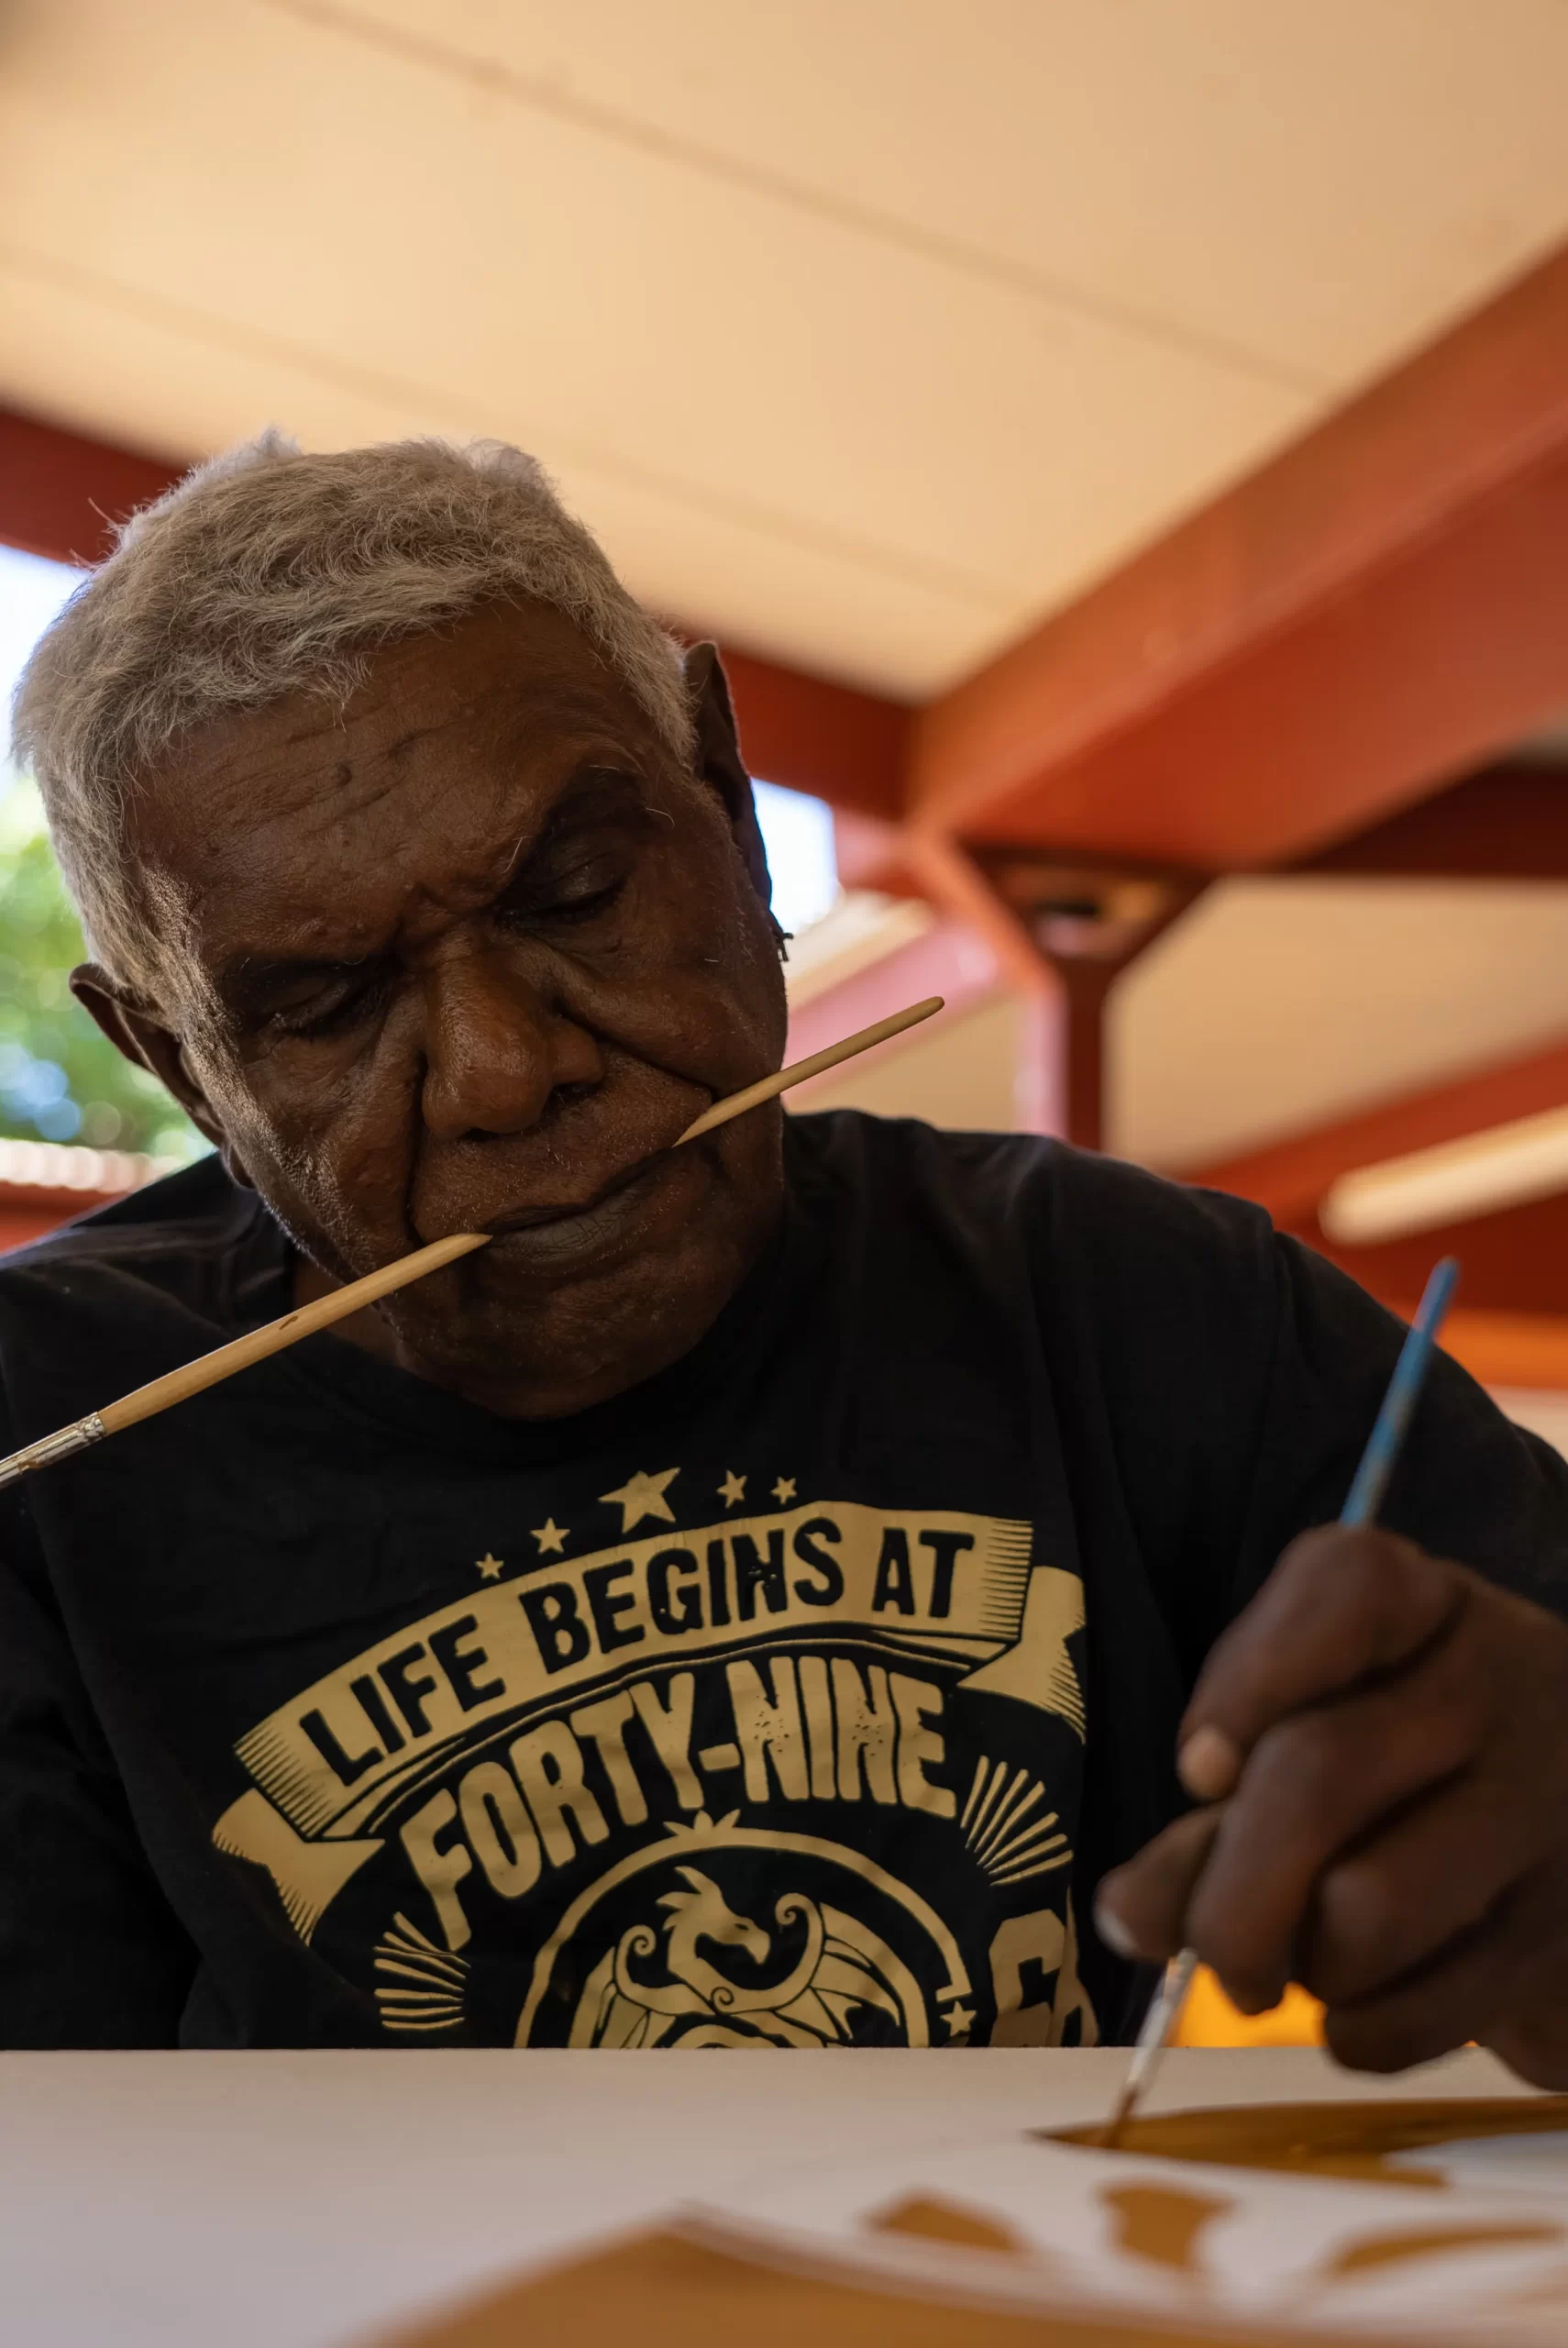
[
  {"x1": 1112, "y1": 879, "x2": 1568, "y2": 1169},
  {"x1": 1, "y1": 1, "x2": 1566, "y2": 694},
  {"x1": 300, "y1": 0, "x2": 1568, "y2": 387},
  {"x1": 0, "y1": 250, "x2": 997, "y2": 692}
]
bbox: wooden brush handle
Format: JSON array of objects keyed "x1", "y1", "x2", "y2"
[
  {"x1": 678, "y1": 996, "x2": 943, "y2": 1143},
  {"x1": 100, "y1": 1230, "x2": 489, "y2": 1434}
]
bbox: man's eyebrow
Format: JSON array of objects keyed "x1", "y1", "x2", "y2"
[
  {"x1": 502, "y1": 763, "x2": 652, "y2": 874},
  {"x1": 216, "y1": 767, "x2": 653, "y2": 1007}
]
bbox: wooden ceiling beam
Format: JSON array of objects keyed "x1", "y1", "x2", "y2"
[
  {"x1": 715, "y1": 643, "x2": 908, "y2": 820},
  {"x1": 1434, "y1": 1307, "x2": 1568, "y2": 1393},
  {"x1": 1286, "y1": 760, "x2": 1568, "y2": 880},
  {"x1": 909, "y1": 242, "x2": 1568, "y2": 869},
  {"x1": 0, "y1": 403, "x2": 908, "y2": 820},
  {"x1": 0, "y1": 406, "x2": 183, "y2": 567},
  {"x1": 1187, "y1": 1036, "x2": 1568, "y2": 1326},
  {"x1": 1187, "y1": 1032, "x2": 1568, "y2": 1229}
]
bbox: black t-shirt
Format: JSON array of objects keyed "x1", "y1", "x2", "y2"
[{"x1": 1, "y1": 1110, "x2": 1565, "y2": 2052}]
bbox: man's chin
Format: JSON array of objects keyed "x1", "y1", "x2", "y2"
[
  {"x1": 391, "y1": 1278, "x2": 735, "y2": 1419},
  {"x1": 378, "y1": 1217, "x2": 763, "y2": 1421}
]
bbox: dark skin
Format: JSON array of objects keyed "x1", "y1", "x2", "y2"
[
  {"x1": 72, "y1": 596, "x2": 1568, "y2": 2084},
  {"x1": 72, "y1": 601, "x2": 790, "y2": 1419},
  {"x1": 1095, "y1": 1527, "x2": 1568, "y2": 2088}
]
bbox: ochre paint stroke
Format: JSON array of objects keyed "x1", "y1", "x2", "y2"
[
  {"x1": 1048, "y1": 2095, "x2": 1568, "y2": 2187},
  {"x1": 1099, "y1": 2183, "x2": 1231, "y2": 2274},
  {"x1": 867, "y1": 2193, "x2": 1032, "y2": 2254},
  {"x1": 1327, "y1": 2222, "x2": 1561, "y2": 2278},
  {"x1": 373, "y1": 2223, "x2": 1393, "y2": 2348}
]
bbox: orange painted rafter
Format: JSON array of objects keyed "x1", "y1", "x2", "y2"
[
  {"x1": 0, "y1": 403, "x2": 908, "y2": 822},
  {"x1": 1288, "y1": 761, "x2": 1568, "y2": 880},
  {"x1": 715, "y1": 644, "x2": 908, "y2": 820},
  {"x1": 0, "y1": 406, "x2": 183, "y2": 567},
  {"x1": 1435, "y1": 1307, "x2": 1568, "y2": 1392},
  {"x1": 909, "y1": 242, "x2": 1568, "y2": 869},
  {"x1": 785, "y1": 919, "x2": 999, "y2": 1076},
  {"x1": 1187, "y1": 1033, "x2": 1568, "y2": 1229},
  {"x1": 1187, "y1": 1036, "x2": 1568, "y2": 1332}
]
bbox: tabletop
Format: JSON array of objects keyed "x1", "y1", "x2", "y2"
[{"x1": 0, "y1": 2043, "x2": 1532, "y2": 2348}]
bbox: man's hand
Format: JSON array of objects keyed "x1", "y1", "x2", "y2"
[{"x1": 1094, "y1": 1526, "x2": 1568, "y2": 2083}]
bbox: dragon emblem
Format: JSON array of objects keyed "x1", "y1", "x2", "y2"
[{"x1": 575, "y1": 1865, "x2": 912, "y2": 2047}]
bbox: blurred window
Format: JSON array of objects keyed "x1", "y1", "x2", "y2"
[
  {"x1": 0, "y1": 545, "x2": 203, "y2": 1159},
  {"x1": 752, "y1": 779, "x2": 839, "y2": 940}
]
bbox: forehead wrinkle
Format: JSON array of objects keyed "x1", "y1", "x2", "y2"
[{"x1": 197, "y1": 737, "x2": 644, "y2": 979}]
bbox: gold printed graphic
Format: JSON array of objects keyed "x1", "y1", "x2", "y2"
[
  {"x1": 516, "y1": 1809, "x2": 973, "y2": 2046},
  {"x1": 374, "y1": 1911, "x2": 470, "y2": 2034},
  {"x1": 578, "y1": 1871, "x2": 911, "y2": 2049},
  {"x1": 960, "y1": 1757, "x2": 1070, "y2": 1884},
  {"x1": 236, "y1": 1501, "x2": 1038, "y2": 1838},
  {"x1": 211, "y1": 1789, "x2": 382, "y2": 1942},
  {"x1": 960, "y1": 1567, "x2": 1085, "y2": 1734}
]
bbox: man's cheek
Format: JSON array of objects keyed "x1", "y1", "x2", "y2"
[{"x1": 221, "y1": 1071, "x2": 411, "y2": 1265}]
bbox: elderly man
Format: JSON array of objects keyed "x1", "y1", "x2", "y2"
[{"x1": 6, "y1": 435, "x2": 1568, "y2": 2070}]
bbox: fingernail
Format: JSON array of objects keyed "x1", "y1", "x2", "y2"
[
  {"x1": 1178, "y1": 1724, "x2": 1241, "y2": 1801},
  {"x1": 1094, "y1": 1897, "x2": 1138, "y2": 1960}
]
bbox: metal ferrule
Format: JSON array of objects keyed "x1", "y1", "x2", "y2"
[{"x1": 0, "y1": 1413, "x2": 107, "y2": 1491}]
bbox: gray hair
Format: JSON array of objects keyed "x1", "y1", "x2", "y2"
[{"x1": 11, "y1": 432, "x2": 696, "y2": 1008}]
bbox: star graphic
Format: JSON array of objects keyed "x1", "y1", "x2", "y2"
[
  {"x1": 474, "y1": 1552, "x2": 505, "y2": 1581},
  {"x1": 599, "y1": 1466, "x2": 679, "y2": 1534},
  {"x1": 944, "y1": 2002, "x2": 977, "y2": 2041},
  {"x1": 717, "y1": 1469, "x2": 746, "y2": 1509},
  {"x1": 531, "y1": 1519, "x2": 569, "y2": 1556},
  {"x1": 771, "y1": 1475, "x2": 797, "y2": 1505}
]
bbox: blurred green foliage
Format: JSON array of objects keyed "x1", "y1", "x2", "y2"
[{"x1": 0, "y1": 777, "x2": 203, "y2": 1160}]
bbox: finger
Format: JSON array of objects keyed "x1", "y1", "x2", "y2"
[
  {"x1": 1322, "y1": 1865, "x2": 1568, "y2": 2075},
  {"x1": 1485, "y1": 1942, "x2": 1568, "y2": 2090},
  {"x1": 1176, "y1": 1528, "x2": 1467, "y2": 1800},
  {"x1": 1186, "y1": 1616, "x2": 1495, "y2": 2011},
  {"x1": 1095, "y1": 1808, "x2": 1222, "y2": 1967},
  {"x1": 1299, "y1": 1767, "x2": 1548, "y2": 2008}
]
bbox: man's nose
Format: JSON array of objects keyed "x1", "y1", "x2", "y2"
[{"x1": 418, "y1": 947, "x2": 604, "y2": 1141}]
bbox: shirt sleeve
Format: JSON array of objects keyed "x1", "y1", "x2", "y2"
[
  {"x1": 1043, "y1": 1147, "x2": 1568, "y2": 1686},
  {"x1": 0, "y1": 1482, "x2": 196, "y2": 2047},
  {"x1": 1231, "y1": 1228, "x2": 1568, "y2": 1627}
]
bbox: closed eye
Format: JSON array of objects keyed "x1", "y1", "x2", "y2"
[
  {"x1": 265, "y1": 964, "x2": 394, "y2": 1040},
  {"x1": 540, "y1": 871, "x2": 629, "y2": 925},
  {"x1": 498, "y1": 848, "x2": 633, "y2": 932}
]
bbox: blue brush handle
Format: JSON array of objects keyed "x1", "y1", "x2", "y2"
[{"x1": 1340, "y1": 1257, "x2": 1461, "y2": 1530}]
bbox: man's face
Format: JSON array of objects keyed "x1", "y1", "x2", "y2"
[{"x1": 109, "y1": 602, "x2": 790, "y2": 1417}]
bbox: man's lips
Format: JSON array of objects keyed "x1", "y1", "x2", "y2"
[{"x1": 476, "y1": 1145, "x2": 679, "y2": 1239}]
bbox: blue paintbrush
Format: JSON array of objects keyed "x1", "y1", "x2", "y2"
[{"x1": 1104, "y1": 1253, "x2": 1462, "y2": 2140}]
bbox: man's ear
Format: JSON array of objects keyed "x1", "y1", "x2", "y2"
[
  {"x1": 681, "y1": 642, "x2": 780, "y2": 933},
  {"x1": 69, "y1": 964, "x2": 254, "y2": 1187}
]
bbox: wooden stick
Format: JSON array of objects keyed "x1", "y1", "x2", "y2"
[
  {"x1": 0, "y1": 1230, "x2": 491, "y2": 1490},
  {"x1": 678, "y1": 996, "x2": 943, "y2": 1142},
  {"x1": 101, "y1": 1230, "x2": 489, "y2": 1437},
  {"x1": 0, "y1": 995, "x2": 944, "y2": 1489}
]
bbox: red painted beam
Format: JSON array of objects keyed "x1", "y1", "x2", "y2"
[
  {"x1": 0, "y1": 406, "x2": 182, "y2": 566},
  {"x1": 1315, "y1": 1190, "x2": 1568, "y2": 1322},
  {"x1": 1438, "y1": 1306, "x2": 1568, "y2": 1391},
  {"x1": 718, "y1": 643, "x2": 909, "y2": 820},
  {"x1": 0, "y1": 404, "x2": 910, "y2": 820},
  {"x1": 911, "y1": 242, "x2": 1568, "y2": 869},
  {"x1": 1287, "y1": 761, "x2": 1568, "y2": 879},
  {"x1": 1187, "y1": 1032, "x2": 1568, "y2": 1229},
  {"x1": 785, "y1": 919, "x2": 999, "y2": 1080},
  {"x1": 1185, "y1": 1034, "x2": 1568, "y2": 1324}
]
